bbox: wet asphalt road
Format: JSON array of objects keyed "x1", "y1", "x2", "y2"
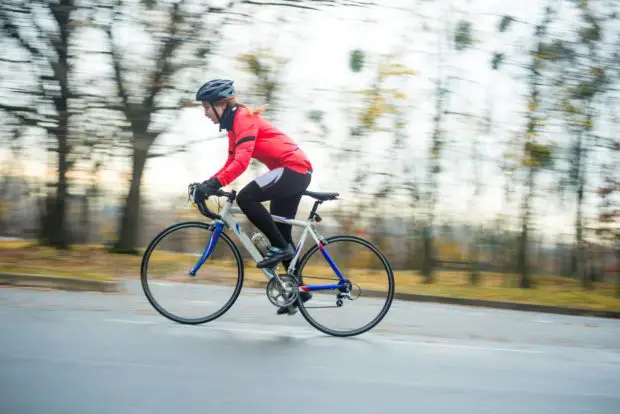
[{"x1": 1, "y1": 281, "x2": 619, "y2": 414}]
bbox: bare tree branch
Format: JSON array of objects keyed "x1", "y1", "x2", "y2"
[
  {"x1": 238, "y1": 0, "x2": 375, "y2": 10},
  {"x1": 106, "y1": 39, "x2": 129, "y2": 115},
  {"x1": 144, "y1": 1, "x2": 186, "y2": 112},
  {"x1": 147, "y1": 136, "x2": 218, "y2": 159},
  {"x1": 0, "y1": 103, "x2": 42, "y2": 126},
  {"x1": 240, "y1": 0, "x2": 321, "y2": 10},
  {"x1": 0, "y1": 56, "x2": 31, "y2": 64},
  {"x1": 0, "y1": 5, "x2": 52, "y2": 67}
]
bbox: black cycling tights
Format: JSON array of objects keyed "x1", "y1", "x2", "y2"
[{"x1": 236, "y1": 167, "x2": 312, "y2": 250}]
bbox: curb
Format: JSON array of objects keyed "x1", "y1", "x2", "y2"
[
  {"x1": 373, "y1": 290, "x2": 620, "y2": 319},
  {"x1": 1, "y1": 272, "x2": 618, "y2": 320},
  {"x1": 245, "y1": 280, "x2": 620, "y2": 319},
  {"x1": 0, "y1": 272, "x2": 122, "y2": 293}
]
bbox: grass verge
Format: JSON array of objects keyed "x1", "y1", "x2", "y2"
[{"x1": 1, "y1": 240, "x2": 618, "y2": 312}]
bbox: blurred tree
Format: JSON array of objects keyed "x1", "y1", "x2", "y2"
[
  {"x1": 0, "y1": 0, "x2": 88, "y2": 249},
  {"x1": 594, "y1": 87, "x2": 619, "y2": 296},
  {"x1": 418, "y1": 12, "x2": 476, "y2": 283},
  {"x1": 101, "y1": 0, "x2": 373, "y2": 254},
  {"x1": 98, "y1": 0, "x2": 236, "y2": 254},
  {"x1": 442, "y1": 10, "x2": 486, "y2": 285},
  {"x1": 235, "y1": 47, "x2": 290, "y2": 178},
  {"x1": 491, "y1": 15, "x2": 521, "y2": 278},
  {"x1": 350, "y1": 49, "x2": 365, "y2": 73},
  {"x1": 341, "y1": 50, "x2": 415, "y2": 241},
  {"x1": 466, "y1": 91, "x2": 489, "y2": 285},
  {"x1": 596, "y1": 155, "x2": 619, "y2": 296},
  {"x1": 235, "y1": 48, "x2": 289, "y2": 115},
  {"x1": 493, "y1": 1, "x2": 560, "y2": 288},
  {"x1": 552, "y1": 1, "x2": 612, "y2": 289},
  {"x1": 0, "y1": 119, "x2": 24, "y2": 235},
  {"x1": 453, "y1": 19, "x2": 473, "y2": 51},
  {"x1": 516, "y1": 7, "x2": 558, "y2": 289}
]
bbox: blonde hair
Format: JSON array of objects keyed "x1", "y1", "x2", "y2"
[{"x1": 220, "y1": 97, "x2": 268, "y2": 116}]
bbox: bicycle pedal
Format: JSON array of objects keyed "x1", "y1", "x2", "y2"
[{"x1": 286, "y1": 305, "x2": 298, "y2": 315}]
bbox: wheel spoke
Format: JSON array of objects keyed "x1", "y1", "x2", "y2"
[
  {"x1": 140, "y1": 222, "x2": 244, "y2": 325},
  {"x1": 295, "y1": 235, "x2": 395, "y2": 337}
]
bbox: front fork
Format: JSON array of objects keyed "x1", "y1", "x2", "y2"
[
  {"x1": 187, "y1": 222, "x2": 283, "y2": 285},
  {"x1": 188, "y1": 222, "x2": 223, "y2": 276}
]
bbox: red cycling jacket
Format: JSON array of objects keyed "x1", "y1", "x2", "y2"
[{"x1": 211, "y1": 105, "x2": 313, "y2": 186}]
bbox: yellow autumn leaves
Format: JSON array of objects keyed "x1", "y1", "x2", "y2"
[{"x1": 354, "y1": 61, "x2": 417, "y2": 131}]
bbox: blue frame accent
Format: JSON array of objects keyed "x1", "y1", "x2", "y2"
[
  {"x1": 302, "y1": 283, "x2": 343, "y2": 292},
  {"x1": 188, "y1": 222, "x2": 223, "y2": 276},
  {"x1": 319, "y1": 244, "x2": 346, "y2": 282},
  {"x1": 187, "y1": 224, "x2": 348, "y2": 294},
  {"x1": 299, "y1": 244, "x2": 348, "y2": 291}
]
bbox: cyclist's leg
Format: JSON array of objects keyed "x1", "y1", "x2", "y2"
[
  {"x1": 271, "y1": 191, "x2": 314, "y2": 315},
  {"x1": 262, "y1": 169, "x2": 312, "y2": 314},
  {"x1": 271, "y1": 194, "x2": 302, "y2": 246},
  {"x1": 236, "y1": 167, "x2": 311, "y2": 268},
  {"x1": 270, "y1": 193, "x2": 303, "y2": 269},
  {"x1": 237, "y1": 169, "x2": 289, "y2": 250}
]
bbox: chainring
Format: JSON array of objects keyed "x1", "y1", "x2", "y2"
[{"x1": 266, "y1": 275, "x2": 299, "y2": 307}]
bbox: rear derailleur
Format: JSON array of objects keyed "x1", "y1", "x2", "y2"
[{"x1": 335, "y1": 280, "x2": 361, "y2": 307}]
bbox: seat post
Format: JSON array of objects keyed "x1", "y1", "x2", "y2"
[{"x1": 308, "y1": 200, "x2": 322, "y2": 221}]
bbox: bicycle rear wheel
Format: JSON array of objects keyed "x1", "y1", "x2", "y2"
[
  {"x1": 140, "y1": 221, "x2": 244, "y2": 325},
  {"x1": 295, "y1": 235, "x2": 395, "y2": 337}
]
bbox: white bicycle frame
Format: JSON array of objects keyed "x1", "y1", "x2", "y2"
[
  {"x1": 188, "y1": 185, "x2": 346, "y2": 290},
  {"x1": 209, "y1": 196, "x2": 326, "y2": 281}
]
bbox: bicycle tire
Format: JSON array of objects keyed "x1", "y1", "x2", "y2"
[
  {"x1": 140, "y1": 221, "x2": 244, "y2": 325},
  {"x1": 294, "y1": 235, "x2": 395, "y2": 337}
]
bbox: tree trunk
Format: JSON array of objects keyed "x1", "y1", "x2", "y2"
[
  {"x1": 575, "y1": 180, "x2": 592, "y2": 289},
  {"x1": 615, "y1": 249, "x2": 620, "y2": 298},
  {"x1": 420, "y1": 223, "x2": 434, "y2": 282},
  {"x1": 112, "y1": 140, "x2": 150, "y2": 254},
  {"x1": 41, "y1": 103, "x2": 70, "y2": 249},
  {"x1": 53, "y1": 126, "x2": 70, "y2": 248},
  {"x1": 39, "y1": 0, "x2": 73, "y2": 250},
  {"x1": 469, "y1": 225, "x2": 481, "y2": 285},
  {"x1": 518, "y1": 168, "x2": 535, "y2": 288}
]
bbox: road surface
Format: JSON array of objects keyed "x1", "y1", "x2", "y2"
[{"x1": 1, "y1": 281, "x2": 619, "y2": 414}]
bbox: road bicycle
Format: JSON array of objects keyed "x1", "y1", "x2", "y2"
[{"x1": 140, "y1": 184, "x2": 395, "y2": 337}]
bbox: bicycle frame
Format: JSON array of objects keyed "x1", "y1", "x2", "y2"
[{"x1": 190, "y1": 195, "x2": 347, "y2": 292}]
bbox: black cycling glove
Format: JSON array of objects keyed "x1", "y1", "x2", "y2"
[{"x1": 198, "y1": 177, "x2": 222, "y2": 197}]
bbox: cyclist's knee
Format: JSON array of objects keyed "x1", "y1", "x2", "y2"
[{"x1": 236, "y1": 183, "x2": 258, "y2": 211}]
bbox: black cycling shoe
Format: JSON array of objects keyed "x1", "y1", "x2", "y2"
[
  {"x1": 257, "y1": 245, "x2": 295, "y2": 269},
  {"x1": 277, "y1": 291, "x2": 312, "y2": 315}
]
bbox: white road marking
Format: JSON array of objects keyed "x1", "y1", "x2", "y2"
[
  {"x1": 149, "y1": 282, "x2": 176, "y2": 287},
  {"x1": 102, "y1": 318, "x2": 544, "y2": 354},
  {"x1": 169, "y1": 325, "x2": 318, "y2": 339},
  {"x1": 104, "y1": 318, "x2": 153, "y2": 325},
  {"x1": 379, "y1": 338, "x2": 544, "y2": 354}
]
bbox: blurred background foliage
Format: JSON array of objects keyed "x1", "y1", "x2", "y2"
[{"x1": 0, "y1": 0, "x2": 618, "y2": 296}]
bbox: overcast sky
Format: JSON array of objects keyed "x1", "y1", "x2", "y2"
[{"x1": 1, "y1": 0, "x2": 616, "y2": 242}]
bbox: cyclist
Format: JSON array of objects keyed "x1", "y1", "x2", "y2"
[{"x1": 192, "y1": 78, "x2": 312, "y2": 314}]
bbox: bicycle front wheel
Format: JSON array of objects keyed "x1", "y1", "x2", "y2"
[
  {"x1": 140, "y1": 221, "x2": 244, "y2": 325},
  {"x1": 295, "y1": 235, "x2": 395, "y2": 337}
]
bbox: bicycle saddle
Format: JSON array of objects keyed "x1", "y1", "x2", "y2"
[{"x1": 303, "y1": 190, "x2": 340, "y2": 201}]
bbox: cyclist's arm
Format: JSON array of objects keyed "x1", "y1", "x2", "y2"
[
  {"x1": 210, "y1": 138, "x2": 234, "y2": 179},
  {"x1": 213, "y1": 122, "x2": 258, "y2": 186}
]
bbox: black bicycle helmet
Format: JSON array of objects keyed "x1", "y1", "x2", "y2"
[{"x1": 196, "y1": 79, "x2": 235, "y2": 102}]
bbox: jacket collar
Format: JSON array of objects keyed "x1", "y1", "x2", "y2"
[{"x1": 219, "y1": 104, "x2": 239, "y2": 132}]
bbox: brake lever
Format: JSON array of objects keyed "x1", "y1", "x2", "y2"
[{"x1": 187, "y1": 184, "x2": 197, "y2": 205}]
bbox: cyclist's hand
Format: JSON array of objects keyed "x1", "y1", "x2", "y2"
[
  {"x1": 198, "y1": 177, "x2": 222, "y2": 197},
  {"x1": 188, "y1": 182, "x2": 205, "y2": 203}
]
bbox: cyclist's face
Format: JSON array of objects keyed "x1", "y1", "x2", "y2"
[{"x1": 203, "y1": 101, "x2": 225, "y2": 124}]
